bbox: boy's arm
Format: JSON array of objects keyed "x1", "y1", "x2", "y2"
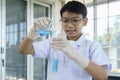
[
  {"x1": 19, "y1": 17, "x2": 51, "y2": 54},
  {"x1": 51, "y1": 38, "x2": 108, "y2": 80},
  {"x1": 19, "y1": 36, "x2": 34, "y2": 54}
]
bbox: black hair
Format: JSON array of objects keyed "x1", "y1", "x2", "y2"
[{"x1": 60, "y1": 1, "x2": 87, "y2": 18}]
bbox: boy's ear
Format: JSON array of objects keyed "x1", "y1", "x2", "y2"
[{"x1": 83, "y1": 18, "x2": 88, "y2": 26}]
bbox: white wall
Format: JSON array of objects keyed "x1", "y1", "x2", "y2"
[{"x1": 53, "y1": 0, "x2": 63, "y2": 34}]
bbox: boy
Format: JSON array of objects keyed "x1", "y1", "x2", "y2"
[{"x1": 19, "y1": 1, "x2": 111, "y2": 80}]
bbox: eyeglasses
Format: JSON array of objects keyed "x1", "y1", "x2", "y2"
[{"x1": 60, "y1": 18, "x2": 83, "y2": 26}]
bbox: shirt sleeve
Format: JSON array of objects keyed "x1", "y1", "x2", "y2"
[
  {"x1": 32, "y1": 39, "x2": 50, "y2": 59},
  {"x1": 90, "y1": 42, "x2": 112, "y2": 72}
]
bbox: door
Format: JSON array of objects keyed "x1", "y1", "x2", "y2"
[
  {"x1": 0, "y1": 0, "x2": 2, "y2": 79},
  {"x1": 0, "y1": 0, "x2": 5, "y2": 80},
  {"x1": 33, "y1": 2, "x2": 51, "y2": 80},
  {"x1": 5, "y1": 0, "x2": 27, "y2": 79}
]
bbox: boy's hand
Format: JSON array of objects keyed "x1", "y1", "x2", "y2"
[
  {"x1": 51, "y1": 38, "x2": 89, "y2": 69},
  {"x1": 27, "y1": 17, "x2": 51, "y2": 40}
]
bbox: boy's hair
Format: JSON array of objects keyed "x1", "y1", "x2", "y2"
[{"x1": 60, "y1": 1, "x2": 87, "y2": 18}]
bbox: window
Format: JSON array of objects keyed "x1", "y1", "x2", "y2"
[
  {"x1": 85, "y1": 0, "x2": 120, "y2": 73},
  {"x1": 82, "y1": 6, "x2": 94, "y2": 40},
  {"x1": 6, "y1": 0, "x2": 27, "y2": 79}
]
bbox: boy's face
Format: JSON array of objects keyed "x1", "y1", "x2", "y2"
[{"x1": 61, "y1": 11, "x2": 88, "y2": 40}]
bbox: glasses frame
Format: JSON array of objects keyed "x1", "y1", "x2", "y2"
[{"x1": 60, "y1": 17, "x2": 83, "y2": 26}]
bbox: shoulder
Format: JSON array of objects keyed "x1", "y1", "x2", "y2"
[
  {"x1": 76, "y1": 34, "x2": 102, "y2": 48},
  {"x1": 86, "y1": 39, "x2": 103, "y2": 50},
  {"x1": 86, "y1": 39, "x2": 101, "y2": 47},
  {"x1": 85, "y1": 39, "x2": 105, "y2": 55}
]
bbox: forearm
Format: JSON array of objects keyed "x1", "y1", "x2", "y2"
[
  {"x1": 19, "y1": 17, "x2": 50, "y2": 54},
  {"x1": 19, "y1": 36, "x2": 34, "y2": 54},
  {"x1": 63, "y1": 46, "x2": 108, "y2": 80},
  {"x1": 71, "y1": 51, "x2": 108, "y2": 80},
  {"x1": 85, "y1": 61, "x2": 108, "y2": 80}
]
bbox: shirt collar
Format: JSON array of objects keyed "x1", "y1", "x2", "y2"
[{"x1": 75, "y1": 34, "x2": 87, "y2": 46}]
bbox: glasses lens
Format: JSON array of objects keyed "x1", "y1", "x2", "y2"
[
  {"x1": 61, "y1": 18, "x2": 82, "y2": 26},
  {"x1": 72, "y1": 19, "x2": 81, "y2": 26},
  {"x1": 61, "y1": 19, "x2": 69, "y2": 24}
]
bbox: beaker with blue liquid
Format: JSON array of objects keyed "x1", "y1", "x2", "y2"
[{"x1": 37, "y1": 21, "x2": 53, "y2": 37}]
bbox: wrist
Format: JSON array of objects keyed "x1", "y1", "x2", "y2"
[
  {"x1": 64, "y1": 46, "x2": 89, "y2": 69},
  {"x1": 75, "y1": 52, "x2": 89, "y2": 69},
  {"x1": 27, "y1": 27, "x2": 38, "y2": 40}
]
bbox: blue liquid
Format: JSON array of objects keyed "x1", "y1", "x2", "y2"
[
  {"x1": 52, "y1": 59, "x2": 58, "y2": 72},
  {"x1": 37, "y1": 30, "x2": 52, "y2": 36}
]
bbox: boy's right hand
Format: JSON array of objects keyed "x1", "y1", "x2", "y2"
[{"x1": 27, "y1": 17, "x2": 51, "y2": 40}]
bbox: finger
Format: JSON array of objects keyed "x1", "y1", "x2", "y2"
[
  {"x1": 43, "y1": 17, "x2": 51, "y2": 25},
  {"x1": 38, "y1": 18, "x2": 45, "y2": 25},
  {"x1": 52, "y1": 37, "x2": 64, "y2": 41},
  {"x1": 46, "y1": 17, "x2": 51, "y2": 21},
  {"x1": 51, "y1": 46, "x2": 66, "y2": 52},
  {"x1": 34, "y1": 22, "x2": 39, "y2": 31},
  {"x1": 34, "y1": 20, "x2": 40, "y2": 26},
  {"x1": 51, "y1": 42, "x2": 62, "y2": 46},
  {"x1": 51, "y1": 45, "x2": 62, "y2": 50},
  {"x1": 51, "y1": 42, "x2": 66, "y2": 48},
  {"x1": 51, "y1": 36, "x2": 67, "y2": 45}
]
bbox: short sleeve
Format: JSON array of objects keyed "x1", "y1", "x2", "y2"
[
  {"x1": 32, "y1": 39, "x2": 51, "y2": 59},
  {"x1": 90, "y1": 42, "x2": 112, "y2": 72}
]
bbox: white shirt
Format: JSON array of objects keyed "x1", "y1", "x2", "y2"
[{"x1": 32, "y1": 34, "x2": 111, "y2": 80}]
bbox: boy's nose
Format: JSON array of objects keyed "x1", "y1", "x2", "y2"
[{"x1": 67, "y1": 21, "x2": 74, "y2": 28}]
